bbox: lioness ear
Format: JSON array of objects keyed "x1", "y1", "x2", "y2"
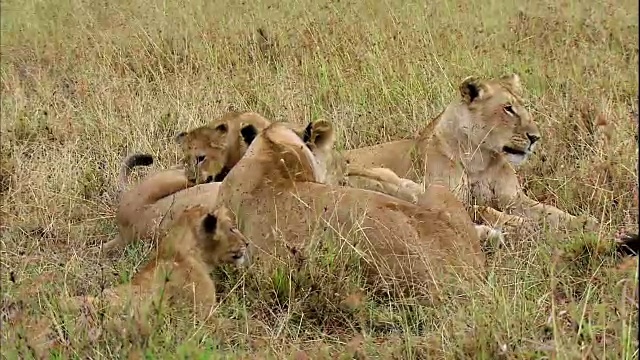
[
  {"x1": 303, "y1": 119, "x2": 335, "y2": 151},
  {"x1": 175, "y1": 131, "x2": 188, "y2": 145},
  {"x1": 202, "y1": 213, "x2": 218, "y2": 234},
  {"x1": 240, "y1": 124, "x2": 259, "y2": 145},
  {"x1": 459, "y1": 76, "x2": 488, "y2": 104},
  {"x1": 500, "y1": 73, "x2": 523, "y2": 95}
]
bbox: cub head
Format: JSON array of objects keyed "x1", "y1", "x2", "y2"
[
  {"x1": 458, "y1": 73, "x2": 541, "y2": 165},
  {"x1": 191, "y1": 205, "x2": 250, "y2": 268},
  {"x1": 208, "y1": 111, "x2": 272, "y2": 171},
  {"x1": 175, "y1": 124, "x2": 229, "y2": 184}
]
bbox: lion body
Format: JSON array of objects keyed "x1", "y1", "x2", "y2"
[
  {"x1": 344, "y1": 74, "x2": 598, "y2": 231},
  {"x1": 215, "y1": 122, "x2": 485, "y2": 299}
]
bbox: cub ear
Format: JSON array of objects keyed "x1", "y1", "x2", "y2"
[
  {"x1": 201, "y1": 213, "x2": 218, "y2": 234},
  {"x1": 303, "y1": 119, "x2": 335, "y2": 151},
  {"x1": 174, "y1": 131, "x2": 188, "y2": 145},
  {"x1": 213, "y1": 123, "x2": 228, "y2": 133},
  {"x1": 500, "y1": 73, "x2": 523, "y2": 95},
  {"x1": 199, "y1": 126, "x2": 227, "y2": 141},
  {"x1": 459, "y1": 76, "x2": 488, "y2": 104},
  {"x1": 240, "y1": 124, "x2": 259, "y2": 145}
]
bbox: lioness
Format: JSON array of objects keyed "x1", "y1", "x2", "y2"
[
  {"x1": 20, "y1": 204, "x2": 249, "y2": 355},
  {"x1": 107, "y1": 109, "x2": 497, "y2": 256},
  {"x1": 344, "y1": 73, "x2": 599, "y2": 232},
  {"x1": 214, "y1": 121, "x2": 486, "y2": 300}
]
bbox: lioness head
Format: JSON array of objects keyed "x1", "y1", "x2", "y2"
[
  {"x1": 175, "y1": 124, "x2": 229, "y2": 184},
  {"x1": 178, "y1": 205, "x2": 250, "y2": 268},
  {"x1": 240, "y1": 120, "x2": 334, "y2": 183},
  {"x1": 299, "y1": 119, "x2": 344, "y2": 184},
  {"x1": 458, "y1": 73, "x2": 541, "y2": 165}
]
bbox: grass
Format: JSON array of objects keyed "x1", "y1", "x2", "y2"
[{"x1": 1, "y1": 0, "x2": 638, "y2": 358}]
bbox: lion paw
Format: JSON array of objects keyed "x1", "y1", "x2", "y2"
[
  {"x1": 568, "y1": 214, "x2": 599, "y2": 232},
  {"x1": 475, "y1": 224, "x2": 505, "y2": 248},
  {"x1": 502, "y1": 214, "x2": 526, "y2": 227}
]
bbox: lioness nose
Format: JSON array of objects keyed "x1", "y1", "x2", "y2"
[{"x1": 526, "y1": 133, "x2": 540, "y2": 144}]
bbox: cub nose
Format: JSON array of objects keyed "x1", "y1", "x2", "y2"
[{"x1": 526, "y1": 133, "x2": 540, "y2": 144}]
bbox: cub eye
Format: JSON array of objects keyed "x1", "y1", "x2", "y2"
[
  {"x1": 195, "y1": 155, "x2": 206, "y2": 164},
  {"x1": 503, "y1": 105, "x2": 517, "y2": 116}
]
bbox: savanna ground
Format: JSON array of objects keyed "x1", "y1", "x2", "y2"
[{"x1": 1, "y1": 0, "x2": 638, "y2": 358}]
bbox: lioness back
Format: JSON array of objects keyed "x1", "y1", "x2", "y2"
[{"x1": 216, "y1": 121, "x2": 485, "y2": 301}]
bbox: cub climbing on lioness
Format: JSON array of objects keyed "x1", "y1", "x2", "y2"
[
  {"x1": 344, "y1": 73, "x2": 599, "y2": 232},
  {"x1": 102, "y1": 112, "x2": 342, "y2": 254}
]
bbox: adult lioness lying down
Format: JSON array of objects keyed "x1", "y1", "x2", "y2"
[
  {"x1": 214, "y1": 121, "x2": 486, "y2": 299},
  {"x1": 344, "y1": 73, "x2": 599, "y2": 232}
]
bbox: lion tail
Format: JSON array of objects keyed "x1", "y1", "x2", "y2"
[{"x1": 117, "y1": 153, "x2": 154, "y2": 194}]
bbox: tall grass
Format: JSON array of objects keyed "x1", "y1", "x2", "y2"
[{"x1": 1, "y1": 0, "x2": 638, "y2": 358}]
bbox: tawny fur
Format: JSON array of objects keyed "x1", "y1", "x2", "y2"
[
  {"x1": 103, "y1": 112, "x2": 270, "y2": 253},
  {"x1": 343, "y1": 73, "x2": 599, "y2": 232},
  {"x1": 214, "y1": 121, "x2": 486, "y2": 302},
  {"x1": 19, "y1": 205, "x2": 249, "y2": 356}
]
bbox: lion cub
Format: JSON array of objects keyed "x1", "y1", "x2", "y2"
[
  {"x1": 19, "y1": 205, "x2": 249, "y2": 356},
  {"x1": 98, "y1": 205, "x2": 249, "y2": 315},
  {"x1": 103, "y1": 113, "x2": 269, "y2": 254}
]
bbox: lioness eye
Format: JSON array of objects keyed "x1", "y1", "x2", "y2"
[
  {"x1": 504, "y1": 105, "x2": 516, "y2": 116},
  {"x1": 195, "y1": 155, "x2": 206, "y2": 164}
]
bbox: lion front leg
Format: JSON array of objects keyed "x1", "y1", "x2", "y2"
[
  {"x1": 505, "y1": 192, "x2": 599, "y2": 232},
  {"x1": 470, "y1": 205, "x2": 527, "y2": 228},
  {"x1": 345, "y1": 166, "x2": 421, "y2": 204},
  {"x1": 190, "y1": 278, "x2": 218, "y2": 324}
]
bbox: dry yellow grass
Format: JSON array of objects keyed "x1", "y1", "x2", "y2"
[{"x1": 1, "y1": 0, "x2": 638, "y2": 358}]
